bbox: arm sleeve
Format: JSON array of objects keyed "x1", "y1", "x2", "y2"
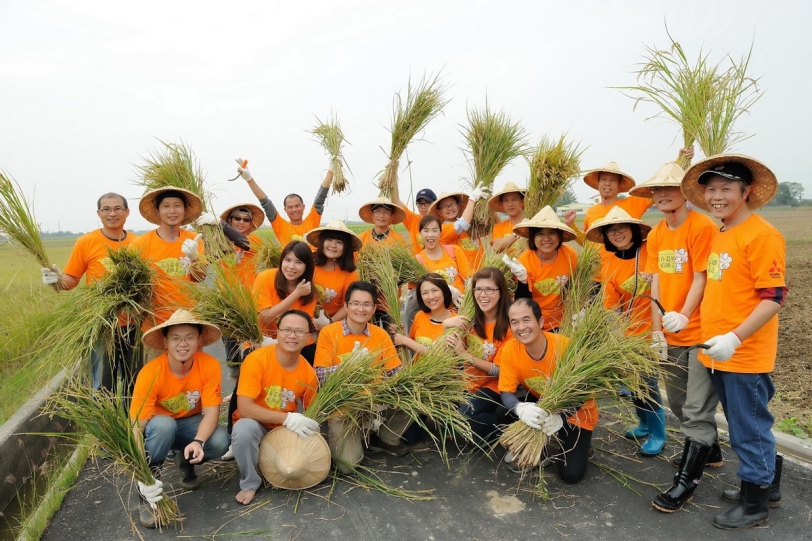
[
  {"x1": 453, "y1": 217, "x2": 470, "y2": 235},
  {"x1": 315, "y1": 365, "x2": 339, "y2": 385},
  {"x1": 258, "y1": 197, "x2": 278, "y2": 222},
  {"x1": 757, "y1": 286, "x2": 788, "y2": 308},
  {"x1": 514, "y1": 280, "x2": 532, "y2": 299},
  {"x1": 501, "y1": 391, "x2": 521, "y2": 411},
  {"x1": 220, "y1": 221, "x2": 251, "y2": 251},
  {"x1": 201, "y1": 357, "x2": 223, "y2": 408},
  {"x1": 313, "y1": 185, "x2": 329, "y2": 215}
]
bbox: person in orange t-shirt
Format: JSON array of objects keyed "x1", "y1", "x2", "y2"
[
  {"x1": 231, "y1": 310, "x2": 320, "y2": 505},
  {"x1": 415, "y1": 215, "x2": 470, "y2": 293},
  {"x1": 487, "y1": 182, "x2": 526, "y2": 255},
  {"x1": 307, "y1": 220, "x2": 362, "y2": 330},
  {"x1": 391, "y1": 184, "x2": 437, "y2": 254},
  {"x1": 430, "y1": 190, "x2": 486, "y2": 267},
  {"x1": 499, "y1": 298, "x2": 598, "y2": 483},
  {"x1": 392, "y1": 274, "x2": 455, "y2": 360}
]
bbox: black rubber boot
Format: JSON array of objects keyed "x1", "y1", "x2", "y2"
[
  {"x1": 672, "y1": 440, "x2": 723, "y2": 468},
  {"x1": 652, "y1": 438, "x2": 711, "y2": 513},
  {"x1": 713, "y1": 480, "x2": 770, "y2": 529},
  {"x1": 178, "y1": 453, "x2": 200, "y2": 490},
  {"x1": 722, "y1": 454, "x2": 782, "y2": 507}
]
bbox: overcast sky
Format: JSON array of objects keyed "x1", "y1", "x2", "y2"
[{"x1": 2, "y1": 1, "x2": 810, "y2": 232}]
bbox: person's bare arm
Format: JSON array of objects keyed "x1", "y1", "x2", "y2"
[
  {"x1": 733, "y1": 300, "x2": 782, "y2": 341},
  {"x1": 491, "y1": 234, "x2": 517, "y2": 253},
  {"x1": 259, "y1": 280, "x2": 311, "y2": 323},
  {"x1": 679, "y1": 272, "x2": 707, "y2": 321},
  {"x1": 650, "y1": 274, "x2": 663, "y2": 331},
  {"x1": 184, "y1": 404, "x2": 221, "y2": 464}
]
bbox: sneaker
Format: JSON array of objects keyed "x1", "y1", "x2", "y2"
[
  {"x1": 177, "y1": 453, "x2": 200, "y2": 490},
  {"x1": 165, "y1": 450, "x2": 176, "y2": 466},
  {"x1": 217, "y1": 444, "x2": 234, "y2": 462},
  {"x1": 367, "y1": 435, "x2": 410, "y2": 457}
]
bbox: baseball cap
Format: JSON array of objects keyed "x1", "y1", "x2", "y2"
[
  {"x1": 697, "y1": 162, "x2": 753, "y2": 185},
  {"x1": 415, "y1": 189, "x2": 437, "y2": 203}
]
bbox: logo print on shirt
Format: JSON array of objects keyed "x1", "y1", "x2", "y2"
[
  {"x1": 674, "y1": 248, "x2": 688, "y2": 273},
  {"x1": 323, "y1": 287, "x2": 338, "y2": 304},
  {"x1": 708, "y1": 252, "x2": 732, "y2": 281},
  {"x1": 161, "y1": 392, "x2": 192, "y2": 413},
  {"x1": 769, "y1": 260, "x2": 783, "y2": 280},
  {"x1": 185, "y1": 390, "x2": 201, "y2": 410},
  {"x1": 264, "y1": 385, "x2": 295, "y2": 410}
]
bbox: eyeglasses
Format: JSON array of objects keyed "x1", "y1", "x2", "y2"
[
  {"x1": 278, "y1": 327, "x2": 308, "y2": 337},
  {"x1": 605, "y1": 225, "x2": 629, "y2": 236},
  {"x1": 372, "y1": 208, "x2": 392, "y2": 215},
  {"x1": 348, "y1": 301, "x2": 375, "y2": 309},
  {"x1": 416, "y1": 200, "x2": 432, "y2": 207},
  {"x1": 230, "y1": 216, "x2": 252, "y2": 223},
  {"x1": 437, "y1": 203, "x2": 457, "y2": 211},
  {"x1": 473, "y1": 287, "x2": 499, "y2": 295},
  {"x1": 98, "y1": 206, "x2": 126, "y2": 214},
  {"x1": 167, "y1": 335, "x2": 197, "y2": 344}
]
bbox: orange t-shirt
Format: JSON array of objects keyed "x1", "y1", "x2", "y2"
[
  {"x1": 253, "y1": 269, "x2": 318, "y2": 338},
  {"x1": 416, "y1": 245, "x2": 471, "y2": 291},
  {"x1": 440, "y1": 223, "x2": 483, "y2": 268},
  {"x1": 358, "y1": 228, "x2": 407, "y2": 247},
  {"x1": 644, "y1": 211, "x2": 717, "y2": 345},
  {"x1": 63, "y1": 229, "x2": 139, "y2": 284},
  {"x1": 313, "y1": 321, "x2": 401, "y2": 373},
  {"x1": 271, "y1": 207, "x2": 321, "y2": 245},
  {"x1": 517, "y1": 244, "x2": 578, "y2": 331},
  {"x1": 601, "y1": 243, "x2": 652, "y2": 337},
  {"x1": 130, "y1": 351, "x2": 222, "y2": 421},
  {"x1": 466, "y1": 323, "x2": 513, "y2": 394},
  {"x1": 585, "y1": 196, "x2": 652, "y2": 266},
  {"x1": 403, "y1": 207, "x2": 424, "y2": 254},
  {"x1": 131, "y1": 229, "x2": 204, "y2": 327},
  {"x1": 491, "y1": 218, "x2": 515, "y2": 241},
  {"x1": 408, "y1": 310, "x2": 447, "y2": 361},
  {"x1": 233, "y1": 345, "x2": 318, "y2": 429},
  {"x1": 698, "y1": 214, "x2": 786, "y2": 373},
  {"x1": 498, "y1": 333, "x2": 598, "y2": 431},
  {"x1": 313, "y1": 266, "x2": 359, "y2": 318}
]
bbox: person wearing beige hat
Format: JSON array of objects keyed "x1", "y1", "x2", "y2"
[
  {"x1": 488, "y1": 182, "x2": 527, "y2": 254},
  {"x1": 357, "y1": 196, "x2": 407, "y2": 246},
  {"x1": 430, "y1": 188, "x2": 486, "y2": 267},
  {"x1": 307, "y1": 220, "x2": 362, "y2": 329}
]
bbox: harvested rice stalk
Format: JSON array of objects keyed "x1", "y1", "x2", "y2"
[
  {"x1": 254, "y1": 235, "x2": 282, "y2": 271},
  {"x1": 303, "y1": 349, "x2": 382, "y2": 424},
  {"x1": 385, "y1": 240, "x2": 427, "y2": 285},
  {"x1": 311, "y1": 115, "x2": 351, "y2": 194},
  {"x1": 525, "y1": 134, "x2": 584, "y2": 217},
  {"x1": 561, "y1": 241, "x2": 601, "y2": 328}
]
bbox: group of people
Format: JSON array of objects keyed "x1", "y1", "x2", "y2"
[{"x1": 40, "y1": 151, "x2": 787, "y2": 531}]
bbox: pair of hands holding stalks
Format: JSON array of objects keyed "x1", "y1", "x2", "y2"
[{"x1": 515, "y1": 403, "x2": 564, "y2": 436}]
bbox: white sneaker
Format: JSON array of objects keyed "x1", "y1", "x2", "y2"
[{"x1": 218, "y1": 445, "x2": 234, "y2": 461}]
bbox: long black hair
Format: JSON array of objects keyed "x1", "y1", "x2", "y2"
[
  {"x1": 275, "y1": 241, "x2": 316, "y2": 304},
  {"x1": 315, "y1": 230, "x2": 357, "y2": 272},
  {"x1": 414, "y1": 273, "x2": 453, "y2": 313},
  {"x1": 471, "y1": 267, "x2": 510, "y2": 342},
  {"x1": 601, "y1": 223, "x2": 644, "y2": 253}
]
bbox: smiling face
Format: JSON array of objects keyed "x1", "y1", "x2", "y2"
[
  {"x1": 372, "y1": 206, "x2": 393, "y2": 228},
  {"x1": 420, "y1": 220, "x2": 441, "y2": 249},
  {"x1": 500, "y1": 192, "x2": 524, "y2": 218},
  {"x1": 605, "y1": 223, "x2": 633, "y2": 251},
  {"x1": 419, "y1": 280, "x2": 445, "y2": 312},
  {"x1": 509, "y1": 302, "x2": 545, "y2": 346},
  {"x1": 533, "y1": 228, "x2": 562, "y2": 256},
  {"x1": 345, "y1": 289, "x2": 376, "y2": 326},
  {"x1": 322, "y1": 236, "x2": 345, "y2": 259},
  {"x1": 97, "y1": 196, "x2": 130, "y2": 229},
  {"x1": 651, "y1": 186, "x2": 685, "y2": 213},
  {"x1": 280, "y1": 251, "x2": 306, "y2": 282},
  {"x1": 157, "y1": 196, "x2": 186, "y2": 227},
  {"x1": 597, "y1": 173, "x2": 621, "y2": 198},
  {"x1": 163, "y1": 324, "x2": 202, "y2": 363},
  {"x1": 436, "y1": 197, "x2": 459, "y2": 221},
  {"x1": 276, "y1": 313, "x2": 310, "y2": 354},
  {"x1": 229, "y1": 211, "x2": 253, "y2": 234},
  {"x1": 283, "y1": 195, "x2": 305, "y2": 223},
  {"x1": 703, "y1": 176, "x2": 751, "y2": 221},
  {"x1": 473, "y1": 277, "x2": 500, "y2": 315},
  {"x1": 416, "y1": 198, "x2": 433, "y2": 216}
]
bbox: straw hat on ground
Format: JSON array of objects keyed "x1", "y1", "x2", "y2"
[
  {"x1": 429, "y1": 192, "x2": 470, "y2": 218},
  {"x1": 629, "y1": 162, "x2": 685, "y2": 199},
  {"x1": 358, "y1": 196, "x2": 406, "y2": 225},
  {"x1": 258, "y1": 427, "x2": 331, "y2": 489},
  {"x1": 142, "y1": 309, "x2": 222, "y2": 350},
  {"x1": 305, "y1": 219, "x2": 363, "y2": 251},
  {"x1": 584, "y1": 207, "x2": 652, "y2": 243},
  {"x1": 219, "y1": 203, "x2": 265, "y2": 232},
  {"x1": 583, "y1": 162, "x2": 636, "y2": 193},
  {"x1": 681, "y1": 154, "x2": 778, "y2": 212},
  {"x1": 139, "y1": 187, "x2": 204, "y2": 226},
  {"x1": 487, "y1": 182, "x2": 526, "y2": 212},
  {"x1": 513, "y1": 206, "x2": 577, "y2": 242}
]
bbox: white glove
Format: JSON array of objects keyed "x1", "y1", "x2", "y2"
[
  {"x1": 662, "y1": 311, "x2": 689, "y2": 333},
  {"x1": 448, "y1": 285, "x2": 463, "y2": 308},
  {"x1": 515, "y1": 403, "x2": 548, "y2": 430},
  {"x1": 571, "y1": 309, "x2": 586, "y2": 330},
  {"x1": 704, "y1": 331, "x2": 741, "y2": 362},
  {"x1": 313, "y1": 309, "x2": 331, "y2": 329},
  {"x1": 540, "y1": 413, "x2": 564, "y2": 436},
  {"x1": 181, "y1": 234, "x2": 203, "y2": 261},
  {"x1": 501, "y1": 254, "x2": 527, "y2": 282},
  {"x1": 41, "y1": 264, "x2": 62, "y2": 286},
  {"x1": 137, "y1": 480, "x2": 164, "y2": 509},
  {"x1": 234, "y1": 158, "x2": 253, "y2": 181},
  {"x1": 467, "y1": 187, "x2": 485, "y2": 202},
  {"x1": 195, "y1": 212, "x2": 218, "y2": 227},
  {"x1": 651, "y1": 330, "x2": 668, "y2": 362},
  {"x1": 352, "y1": 341, "x2": 369, "y2": 356},
  {"x1": 363, "y1": 416, "x2": 382, "y2": 432},
  {"x1": 261, "y1": 336, "x2": 277, "y2": 347},
  {"x1": 327, "y1": 155, "x2": 336, "y2": 173},
  {"x1": 283, "y1": 412, "x2": 320, "y2": 439}
]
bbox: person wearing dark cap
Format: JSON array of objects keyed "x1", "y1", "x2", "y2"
[
  {"x1": 357, "y1": 196, "x2": 407, "y2": 246},
  {"x1": 392, "y1": 183, "x2": 437, "y2": 255}
]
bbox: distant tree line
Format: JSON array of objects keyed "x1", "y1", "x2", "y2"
[{"x1": 770, "y1": 182, "x2": 808, "y2": 207}]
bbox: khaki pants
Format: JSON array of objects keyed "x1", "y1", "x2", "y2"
[{"x1": 327, "y1": 408, "x2": 413, "y2": 474}]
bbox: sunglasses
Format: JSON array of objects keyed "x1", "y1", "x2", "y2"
[{"x1": 230, "y1": 216, "x2": 252, "y2": 223}]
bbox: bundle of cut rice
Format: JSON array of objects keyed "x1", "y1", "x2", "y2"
[
  {"x1": 524, "y1": 134, "x2": 583, "y2": 218},
  {"x1": 311, "y1": 115, "x2": 351, "y2": 194}
]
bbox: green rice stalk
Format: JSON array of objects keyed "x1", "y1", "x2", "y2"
[
  {"x1": 386, "y1": 241, "x2": 428, "y2": 285},
  {"x1": 562, "y1": 242, "x2": 601, "y2": 322},
  {"x1": 311, "y1": 115, "x2": 351, "y2": 194},
  {"x1": 254, "y1": 235, "x2": 282, "y2": 272},
  {"x1": 304, "y1": 349, "x2": 383, "y2": 424},
  {"x1": 377, "y1": 73, "x2": 449, "y2": 198},
  {"x1": 332, "y1": 460, "x2": 435, "y2": 501},
  {"x1": 525, "y1": 134, "x2": 584, "y2": 217}
]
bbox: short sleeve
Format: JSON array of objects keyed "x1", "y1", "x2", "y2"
[
  {"x1": 237, "y1": 351, "x2": 265, "y2": 400},
  {"x1": 200, "y1": 356, "x2": 222, "y2": 408}
]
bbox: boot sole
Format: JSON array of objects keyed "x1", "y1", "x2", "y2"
[
  {"x1": 712, "y1": 517, "x2": 769, "y2": 530},
  {"x1": 652, "y1": 495, "x2": 692, "y2": 513},
  {"x1": 672, "y1": 460, "x2": 724, "y2": 468}
]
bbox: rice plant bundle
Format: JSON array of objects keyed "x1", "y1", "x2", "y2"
[
  {"x1": 303, "y1": 348, "x2": 382, "y2": 424},
  {"x1": 462, "y1": 103, "x2": 528, "y2": 239},
  {"x1": 254, "y1": 236, "x2": 282, "y2": 271},
  {"x1": 377, "y1": 73, "x2": 449, "y2": 198},
  {"x1": 561, "y1": 241, "x2": 601, "y2": 324},
  {"x1": 384, "y1": 240, "x2": 427, "y2": 285},
  {"x1": 0, "y1": 172, "x2": 60, "y2": 291},
  {"x1": 524, "y1": 134, "x2": 584, "y2": 217},
  {"x1": 311, "y1": 115, "x2": 351, "y2": 194}
]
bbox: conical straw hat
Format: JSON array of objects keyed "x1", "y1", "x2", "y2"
[
  {"x1": 429, "y1": 192, "x2": 469, "y2": 218},
  {"x1": 258, "y1": 427, "x2": 331, "y2": 490},
  {"x1": 142, "y1": 309, "x2": 222, "y2": 350},
  {"x1": 305, "y1": 219, "x2": 363, "y2": 251},
  {"x1": 139, "y1": 187, "x2": 204, "y2": 226},
  {"x1": 487, "y1": 182, "x2": 526, "y2": 212},
  {"x1": 358, "y1": 196, "x2": 406, "y2": 225},
  {"x1": 583, "y1": 162, "x2": 636, "y2": 193},
  {"x1": 681, "y1": 154, "x2": 778, "y2": 212},
  {"x1": 512, "y1": 206, "x2": 577, "y2": 242},
  {"x1": 629, "y1": 162, "x2": 685, "y2": 199},
  {"x1": 584, "y1": 206, "x2": 652, "y2": 243},
  {"x1": 219, "y1": 203, "x2": 265, "y2": 233}
]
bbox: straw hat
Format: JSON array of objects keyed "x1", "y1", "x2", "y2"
[
  {"x1": 258, "y1": 427, "x2": 331, "y2": 489},
  {"x1": 139, "y1": 187, "x2": 204, "y2": 226},
  {"x1": 487, "y1": 182, "x2": 526, "y2": 212},
  {"x1": 219, "y1": 203, "x2": 265, "y2": 232},
  {"x1": 305, "y1": 219, "x2": 363, "y2": 251},
  {"x1": 429, "y1": 192, "x2": 469, "y2": 218},
  {"x1": 680, "y1": 154, "x2": 778, "y2": 212},
  {"x1": 584, "y1": 207, "x2": 652, "y2": 243},
  {"x1": 141, "y1": 309, "x2": 222, "y2": 350},
  {"x1": 358, "y1": 196, "x2": 406, "y2": 225},
  {"x1": 628, "y1": 162, "x2": 686, "y2": 199},
  {"x1": 583, "y1": 162, "x2": 636, "y2": 193},
  {"x1": 512, "y1": 206, "x2": 577, "y2": 242}
]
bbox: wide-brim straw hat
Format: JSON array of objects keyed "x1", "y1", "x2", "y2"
[
  {"x1": 629, "y1": 162, "x2": 685, "y2": 199},
  {"x1": 142, "y1": 309, "x2": 222, "y2": 350},
  {"x1": 305, "y1": 219, "x2": 363, "y2": 251},
  {"x1": 358, "y1": 196, "x2": 406, "y2": 225},
  {"x1": 583, "y1": 162, "x2": 636, "y2": 193},
  {"x1": 487, "y1": 182, "x2": 526, "y2": 212},
  {"x1": 219, "y1": 203, "x2": 265, "y2": 233},
  {"x1": 429, "y1": 192, "x2": 469, "y2": 218},
  {"x1": 584, "y1": 206, "x2": 652, "y2": 243},
  {"x1": 512, "y1": 206, "x2": 577, "y2": 242},
  {"x1": 139, "y1": 187, "x2": 204, "y2": 226},
  {"x1": 258, "y1": 427, "x2": 331, "y2": 489},
  {"x1": 681, "y1": 154, "x2": 778, "y2": 212}
]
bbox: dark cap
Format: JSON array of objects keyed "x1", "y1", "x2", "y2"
[
  {"x1": 371, "y1": 203, "x2": 395, "y2": 213},
  {"x1": 415, "y1": 188, "x2": 437, "y2": 204},
  {"x1": 697, "y1": 162, "x2": 753, "y2": 185}
]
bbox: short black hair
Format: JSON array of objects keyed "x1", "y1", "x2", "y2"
[
  {"x1": 419, "y1": 214, "x2": 441, "y2": 230},
  {"x1": 283, "y1": 194, "x2": 304, "y2": 207},
  {"x1": 601, "y1": 223, "x2": 643, "y2": 253},
  {"x1": 155, "y1": 190, "x2": 187, "y2": 208},
  {"x1": 278, "y1": 309, "x2": 314, "y2": 332},
  {"x1": 345, "y1": 280, "x2": 377, "y2": 304},
  {"x1": 161, "y1": 323, "x2": 202, "y2": 337},
  {"x1": 97, "y1": 192, "x2": 129, "y2": 210},
  {"x1": 415, "y1": 273, "x2": 452, "y2": 312},
  {"x1": 510, "y1": 297, "x2": 542, "y2": 320}
]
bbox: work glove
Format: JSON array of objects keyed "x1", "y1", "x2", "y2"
[
  {"x1": 501, "y1": 254, "x2": 527, "y2": 283},
  {"x1": 448, "y1": 285, "x2": 463, "y2": 308},
  {"x1": 362, "y1": 416, "x2": 382, "y2": 432},
  {"x1": 181, "y1": 234, "x2": 203, "y2": 261},
  {"x1": 704, "y1": 331, "x2": 741, "y2": 362},
  {"x1": 651, "y1": 330, "x2": 668, "y2": 362},
  {"x1": 467, "y1": 187, "x2": 485, "y2": 202},
  {"x1": 137, "y1": 480, "x2": 164, "y2": 509},
  {"x1": 327, "y1": 155, "x2": 336, "y2": 173},
  {"x1": 261, "y1": 336, "x2": 277, "y2": 347},
  {"x1": 313, "y1": 309, "x2": 331, "y2": 329},
  {"x1": 283, "y1": 412, "x2": 320, "y2": 439},
  {"x1": 41, "y1": 264, "x2": 62, "y2": 286},
  {"x1": 571, "y1": 309, "x2": 586, "y2": 330},
  {"x1": 234, "y1": 158, "x2": 253, "y2": 181},
  {"x1": 662, "y1": 311, "x2": 689, "y2": 333},
  {"x1": 195, "y1": 212, "x2": 218, "y2": 227},
  {"x1": 540, "y1": 413, "x2": 564, "y2": 436},
  {"x1": 352, "y1": 341, "x2": 369, "y2": 356},
  {"x1": 515, "y1": 403, "x2": 548, "y2": 430}
]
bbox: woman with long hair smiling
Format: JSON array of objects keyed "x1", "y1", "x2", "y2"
[{"x1": 392, "y1": 273, "x2": 455, "y2": 359}]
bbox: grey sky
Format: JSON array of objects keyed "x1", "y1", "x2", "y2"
[{"x1": 2, "y1": 1, "x2": 809, "y2": 232}]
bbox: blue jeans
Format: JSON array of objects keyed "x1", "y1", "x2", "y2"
[
  {"x1": 460, "y1": 388, "x2": 501, "y2": 444},
  {"x1": 708, "y1": 370, "x2": 776, "y2": 485},
  {"x1": 632, "y1": 374, "x2": 663, "y2": 412},
  {"x1": 91, "y1": 325, "x2": 138, "y2": 393},
  {"x1": 144, "y1": 414, "x2": 230, "y2": 466}
]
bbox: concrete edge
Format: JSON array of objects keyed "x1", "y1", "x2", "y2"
[{"x1": 0, "y1": 368, "x2": 67, "y2": 443}]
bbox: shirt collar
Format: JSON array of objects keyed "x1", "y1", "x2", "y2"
[{"x1": 342, "y1": 318, "x2": 370, "y2": 337}]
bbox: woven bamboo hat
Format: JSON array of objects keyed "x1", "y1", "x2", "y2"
[
  {"x1": 258, "y1": 427, "x2": 331, "y2": 489},
  {"x1": 487, "y1": 182, "x2": 526, "y2": 212},
  {"x1": 142, "y1": 309, "x2": 222, "y2": 350},
  {"x1": 681, "y1": 154, "x2": 778, "y2": 212},
  {"x1": 305, "y1": 219, "x2": 363, "y2": 251},
  {"x1": 513, "y1": 206, "x2": 577, "y2": 242},
  {"x1": 583, "y1": 162, "x2": 636, "y2": 193},
  {"x1": 629, "y1": 162, "x2": 685, "y2": 199},
  {"x1": 584, "y1": 207, "x2": 652, "y2": 243},
  {"x1": 219, "y1": 203, "x2": 265, "y2": 233},
  {"x1": 358, "y1": 196, "x2": 406, "y2": 225},
  {"x1": 429, "y1": 192, "x2": 470, "y2": 218},
  {"x1": 139, "y1": 187, "x2": 204, "y2": 226}
]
